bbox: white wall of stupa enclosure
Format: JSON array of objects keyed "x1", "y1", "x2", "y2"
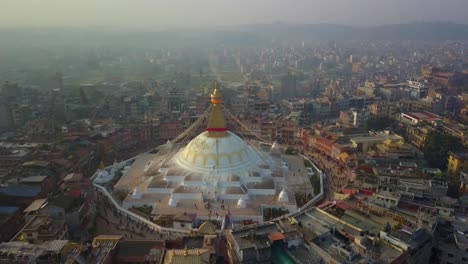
[{"x1": 119, "y1": 138, "x2": 301, "y2": 222}]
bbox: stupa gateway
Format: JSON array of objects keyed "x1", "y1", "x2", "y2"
[{"x1": 114, "y1": 85, "x2": 306, "y2": 227}]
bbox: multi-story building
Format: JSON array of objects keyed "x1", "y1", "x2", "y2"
[
  {"x1": 314, "y1": 135, "x2": 338, "y2": 157},
  {"x1": 433, "y1": 72, "x2": 454, "y2": 86},
  {"x1": 448, "y1": 152, "x2": 468, "y2": 176},
  {"x1": 260, "y1": 120, "x2": 276, "y2": 143},
  {"x1": 400, "y1": 111, "x2": 443, "y2": 126},
  {"x1": 114, "y1": 240, "x2": 165, "y2": 264},
  {"x1": 19, "y1": 175, "x2": 56, "y2": 198},
  {"x1": 406, "y1": 126, "x2": 431, "y2": 150},
  {"x1": 166, "y1": 89, "x2": 185, "y2": 113},
  {"x1": 0, "y1": 102, "x2": 12, "y2": 132},
  {"x1": 280, "y1": 72, "x2": 297, "y2": 98},
  {"x1": 374, "y1": 166, "x2": 448, "y2": 200},
  {"x1": 434, "y1": 219, "x2": 468, "y2": 264},
  {"x1": 120, "y1": 96, "x2": 140, "y2": 118},
  {"x1": 13, "y1": 214, "x2": 68, "y2": 244},
  {"x1": 0, "y1": 240, "x2": 71, "y2": 264},
  {"x1": 368, "y1": 101, "x2": 399, "y2": 118},
  {"x1": 351, "y1": 62, "x2": 361, "y2": 73},
  {"x1": 1, "y1": 82, "x2": 23, "y2": 103},
  {"x1": 275, "y1": 120, "x2": 298, "y2": 146},
  {"x1": 282, "y1": 99, "x2": 305, "y2": 112},
  {"x1": 460, "y1": 171, "x2": 468, "y2": 195},
  {"x1": 0, "y1": 148, "x2": 31, "y2": 170},
  {"x1": 9, "y1": 104, "x2": 29, "y2": 127},
  {"x1": 157, "y1": 121, "x2": 184, "y2": 141},
  {"x1": 0, "y1": 206, "x2": 24, "y2": 242},
  {"x1": 228, "y1": 95, "x2": 248, "y2": 115},
  {"x1": 294, "y1": 207, "x2": 410, "y2": 264},
  {"x1": 190, "y1": 94, "x2": 210, "y2": 115},
  {"x1": 142, "y1": 92, "x2": 161, "y2": 115},
  {"x1": 350, "y1": 132, "x2": 404, "y2": 154},
  {"x1": 348, "y1": 96, "x2": 374, "y2": 110},
  {"x1": 378, "y1": 228, "x2": 432, "y2": 264},
  {"x1": 226, "y1": 220, "x2": 306, "y2": 264},
  {"x1": 339, "y1": 108, "x2": 370, "y2": 127}
]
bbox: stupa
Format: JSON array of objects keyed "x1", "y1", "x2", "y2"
[{"x1": 113, "y1": 83, "x2": 308, "y2": 227}]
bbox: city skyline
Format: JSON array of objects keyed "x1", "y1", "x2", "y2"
[
  {"x1": 2, "y1": 0, "x2": 468, "y2": 29},
  {"x1": 1, "y1": 2, "x2": 468, "y2": 263}
]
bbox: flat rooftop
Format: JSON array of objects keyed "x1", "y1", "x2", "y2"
[{"x1": 114, "y1": 153, "x2": 160, "y2": 190}]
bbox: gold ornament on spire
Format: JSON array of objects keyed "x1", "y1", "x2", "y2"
[{"x1": 211, "y1": 82, "x2": 222, "y2": 105}]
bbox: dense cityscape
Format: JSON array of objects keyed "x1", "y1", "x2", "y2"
[{"x1": 1, "y1": 18, "x2": 468, "y2": 264}]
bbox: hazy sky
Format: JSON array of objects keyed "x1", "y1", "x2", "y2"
[{"x1": 2, "y1": 0, "x2": 468, "y2": 29}]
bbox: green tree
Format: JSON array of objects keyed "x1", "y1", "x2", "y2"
[
  {"x1": 365, "y1": 116, "x2": 394, "y2": 131},
  {"x1": 435, "y1": 172, "x2": 460, "y2": 198},
  {"x1": 423, "y1": 131, "x2": 462, "y2": 170},
  {"x1": 285, "y1": 147, "x2": 297, "y2": 155}
]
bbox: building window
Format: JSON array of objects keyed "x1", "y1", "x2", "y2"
[
  {"x1": 462, "y1": 257, "x2": 467, "y2": 262},
  {"x1": 448, "y1": 253, "x2": 454, "y2": 258}
]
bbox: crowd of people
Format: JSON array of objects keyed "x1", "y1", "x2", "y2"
[{"x1": 302, "y1": 147, "x2": 350, "y2": 192}]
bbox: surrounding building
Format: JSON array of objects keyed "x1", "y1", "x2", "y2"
[
  {"x1": 0, "y1": 206, "x2": 24, "y2": 242},
  {"x1": 13, "y1": 214, "x2": 68, "y2": 244},
  {"x1": 448, "y1": 152, "x2": 468, "y2": 176}
]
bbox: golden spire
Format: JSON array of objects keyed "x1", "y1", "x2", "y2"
[
  {"x1": 184, "y1": 245, "x2": 188, "y2": 256},
  {"x1": 99, "y1": 161, "x2": 105, "y2": 170},
  {"x1": 211, "y1": 82, "x2": 222, "y2": 105},
  {"x1": 207, "y1": 81, "x2": 227, "y2": 137}
]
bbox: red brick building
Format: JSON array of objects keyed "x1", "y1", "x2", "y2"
[
  {"x1": 314, "y1": 136, "x2": 336, "y2": 156},
  {"x1": 157, "y1": 121, "x2": 184, "y2": 141}
]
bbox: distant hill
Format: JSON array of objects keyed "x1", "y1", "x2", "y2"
[
  {"x1": 239, "y1": 22, "x2": 468, "y2": 41},
  {"x1": 1, "y1": 22, "x2": 467, "y2": 50}
]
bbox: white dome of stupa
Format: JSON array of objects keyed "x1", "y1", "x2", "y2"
[
  {"x1": 177, "y1": 131, "x2": 259, "y2": 174},
  {"x1": 175, "y1": 85, "x2": 259, "y2": 174},
  {"x1": 278, "y1": 189, "x2": 289, "y2": 202}
]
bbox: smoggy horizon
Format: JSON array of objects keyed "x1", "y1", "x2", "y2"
[{"x1": 2, "y1": 0, "x2": 468, "y2": 30}]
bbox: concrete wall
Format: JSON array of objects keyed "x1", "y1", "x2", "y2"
[
  {"x1": 217, "y1": 194, "x2": 248, "y2": 200},
  {"x1": 146, "y1": 188, "x2": 173, "y2": 194},
  {"x1": 164, "y1": 176, "x2": 185, "y2": 182},
  {"x1": 172, "y1": 193, "x2": 203, "y2": 200},
  {"x1": 173, "y1": 221, "x2": 192, "y2": 230},
  {"x1": 248, "y1": 189, "x2": 276, "y2": 195},
  {"x1": 218, "y1": 181, "x2": 241, "y2": 188}
]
